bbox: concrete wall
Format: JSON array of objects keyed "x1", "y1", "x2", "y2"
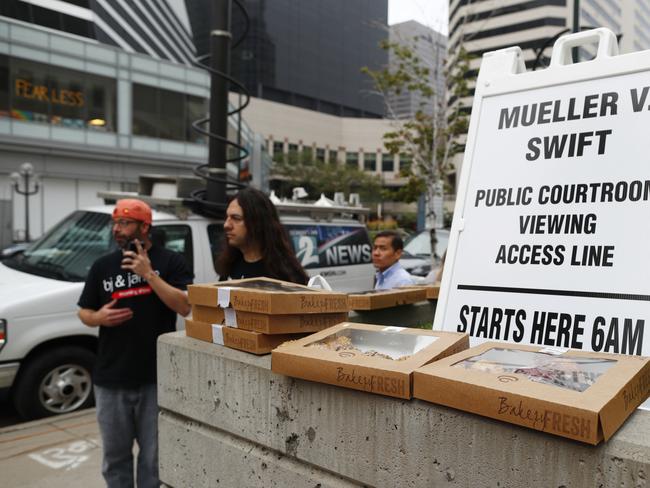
[{"x1": 158, "y1": 331, "x2": 650, "y2": 488}]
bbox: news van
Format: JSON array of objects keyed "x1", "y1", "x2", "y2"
[{"x1": 0, "y1": 179, "x2": 373, "y2": 419}]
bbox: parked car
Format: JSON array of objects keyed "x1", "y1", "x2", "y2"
[
  {"x1": 0, "y1": 242, "x2": 29, "y2": 261},
  {"x1": 400, "y1": 229, "x2": 450, "y2": 277},
  {"x1": 0, "y1": 200, "x2": 373, "y2": 420}
]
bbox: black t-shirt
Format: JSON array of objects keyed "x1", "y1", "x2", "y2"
[
  {"x1": 78, "y1": 245, "x2": 193, "y2": 387},
  {"x1": 220, "y1": 255, "x2": 308, "y2": 284},
  {"x1": 223, "y1": 256, "x2": 266, "y2": 280}
]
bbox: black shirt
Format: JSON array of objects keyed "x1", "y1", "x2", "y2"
[
  {"x1": 78, "y1": 245, "x2": 193, "y2": 387},
  {"x1": 220, "y1": 254, "x2": 308, "y2": 284},
  {"x1": 223, "y1": 256, "x2": 266, "y2": 280}
]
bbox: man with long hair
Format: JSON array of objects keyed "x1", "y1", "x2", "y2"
[{"x1": 216, "y1": 187, "x2": 309, "y2": 284}]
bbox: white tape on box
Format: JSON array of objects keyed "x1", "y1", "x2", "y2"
[
  {"x1": 217, "y1": 287, "x2": 231, "y2": 308},
  {"x1": 224, "y1": 308, "x2": 238, "y2": 328},
  {"x1": 211, "y1": 324, "x2": 224, "y2": 345}
]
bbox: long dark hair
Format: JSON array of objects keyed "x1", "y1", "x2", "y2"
[{"x1": 216, "y1": 187, "x2": 309, "y2": 284}]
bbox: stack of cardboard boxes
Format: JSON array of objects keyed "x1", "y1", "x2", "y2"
[{"x1": 185, "y1": 277, "x2": 349, "y2": 354}]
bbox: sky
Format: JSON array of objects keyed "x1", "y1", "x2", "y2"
[{"x1": 388, "y1": 0, "x2": 449, "y2": 35}]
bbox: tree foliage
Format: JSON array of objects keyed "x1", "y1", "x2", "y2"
[
  {"x1": 362, "y1": 38, "x2": 473, "y2": 206},
  {"x1": 272, "y1": 151, "x2": 383, "y2": 204}
]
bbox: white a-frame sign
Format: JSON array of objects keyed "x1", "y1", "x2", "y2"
[{"x1": 434, "y1": 28, "x2": 650, "y2": 358}]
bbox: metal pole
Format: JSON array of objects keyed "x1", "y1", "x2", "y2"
[
  {"x1": 206, "y1": 0, "x2": 232, "y2": 204},
  {"x1": 237, "y1": 91, "x2": 242, "y2": 180},
  {"x1": 572, "y1": 0, "x2": 580, "y2": 62},
  {"x1": 24, "y1": 173, "x2": 29, "y2": 242}
]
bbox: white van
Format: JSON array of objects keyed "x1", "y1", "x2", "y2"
[{"x1": 0, "y1": 198, "x2": 373, "y2": 420}]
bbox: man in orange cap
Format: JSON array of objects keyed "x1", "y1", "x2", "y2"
[{"x1": 77, "y1": 198, "x2": 192, "y2": 488}]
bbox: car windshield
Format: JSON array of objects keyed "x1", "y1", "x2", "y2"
[
  {"x1": 4, "y1": 211, "x2": 116, "y2": 282},
  {"x1": 404, "y1": 230, "x2": 449, "y2": 259}
]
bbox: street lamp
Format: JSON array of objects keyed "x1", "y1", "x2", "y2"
[{"x1": 10, "y1": 162, "x2": 40, "y2": 242}]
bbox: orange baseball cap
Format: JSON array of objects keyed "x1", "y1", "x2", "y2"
[{"x1": 112, "y1": 199, "x2": 152, "y2": 225}]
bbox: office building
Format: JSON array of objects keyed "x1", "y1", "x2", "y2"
[
  {"x1": 187, "y1": 0, "x2": 388, "y2": 118},
  {"x1": 388, "y1": 20, "x2": 447, "y2": 120},
  {"x1": 0, "y1": 1, "x2": 413, "y2": 245},
  {"x1": 446, "y1": 0, "x2": 650, "y2": 198},
  {"x1": 449, "y1": 0, "x2": 650, "y2": 109},
  {"x1": 0, "y1": 16, "x2": 267, "y2": 246},
  {"x1": 620, "y1": 0, "x2": 650, "y2": 53},
  {"x1": 0, "y1": 0, "x2": 196, "y2": 65}
]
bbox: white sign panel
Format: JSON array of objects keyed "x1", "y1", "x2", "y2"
[{"x1": 435, "y1": 29, "x2": 650, "y2": 358}]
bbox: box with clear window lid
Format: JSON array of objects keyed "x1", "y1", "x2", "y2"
[
  {"x1": 191, "y1": 304, "x2": 348, "y2": 335},
  {"x1": 271, "y1": 323, "x2": 469, "y2": 399},
  {"x1": 347, "y1": 288, "x2": 427, "y2": 310},
  {"x1": 413, "y1": 343, "x2": 650, "y2": 444},
  {"x1": 187, "y1": 277, "x2": 349, "y2": 314}
]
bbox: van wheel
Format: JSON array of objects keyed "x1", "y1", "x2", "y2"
[{"x1": 13, "y1": 346, "x2": 95, "y2": 420}]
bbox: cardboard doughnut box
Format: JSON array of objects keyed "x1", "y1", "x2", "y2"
[
  {"x1": 413, "y1": 342, "x2": 650, "y2": 444},
  {"x1": 185, "y1": 318, "x2": 299, "y2": 355},
  {"x1": 188, "y1": 277, "x2": 349, "y2": 314},
  {"x1": 272, "y1": 322, "x2": 469, "y2": 399},
  {"x1": 191, "y1": 304, "x2": 348, "y2": 334},
  {"x1": 347, "y1": 288, "x2": 427, "y2": 310}
]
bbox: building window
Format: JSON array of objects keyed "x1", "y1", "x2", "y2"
[
  {"x1": 364, "y1": 152, "x2": 376, "y2": 172},
  {"x1": 302, "y1": 145, "x2": 313, "y2": 162},
  {"x1": 132, "y1": 84, "x2": 158, "y2": 137},
  {"x1": 47, "y1": 66, "x2": 84, "y2": 128},
  {"x1": 400, "y1": 154, "x2": 412, "y2": 174},
  {"x1": 8, "y1": 57, "x2": 116, "y2": 131},
  {"x1": 346, "y1": 151, "x2": 359, "y2": 167},
  {"x1": 328, "y1": 149, "x2": 338, "y2": 164},
  {"x1": 0, "y1": 55, "x2": 9, "y2": 117},
  {"x1": 288, "y1": 143, "x2": 298, "y2": 155},
  {"x1": 382, "y1": 153, "x2": 394, "y2": 172},
  {"x1": 158, "y1": 89, "x2": 184, "y2": 141},
  {"x1": 316, "y1": 147, "x2": 325, "y2": 162},
  {"x1": 273, "y1": 141, "x2": 285, "y2": 155},
  {"x1": 186, "y1": 95, "x2": 207, "y2": 143},
  {"x1": 133, "y1": 83, "x2": 207, "y2": 142}
]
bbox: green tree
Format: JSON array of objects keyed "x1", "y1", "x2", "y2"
[
  {"x1": 362, "y1": 39, "x2": 472, "y2": 221},
  {"x1": 272, "y1": 151, "x2": 383, "y2": 205}
]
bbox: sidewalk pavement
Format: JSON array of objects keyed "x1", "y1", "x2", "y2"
[{"x1": 0, "y1": 409, "x2": 103, "y2": 487}]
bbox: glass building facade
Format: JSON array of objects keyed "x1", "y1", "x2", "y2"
[
  {"x1": 186, "y1": 0, "x2": 388, "y2": 118},
  {"x1": 0, "y1": 0, "x2": 196, "y2": 65},
  {"x1": 132, "y1": 84, "x2": 206, "y2": 143},
  {"x1": 0, "y1": 54, "x2": 207, "y2": 143},
  {"x1": 0, "y1": 55, "x2": 117, "y2": 132},
  {"x1": 0, "y1": 16, "x2": 270, "y2": 245}
]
